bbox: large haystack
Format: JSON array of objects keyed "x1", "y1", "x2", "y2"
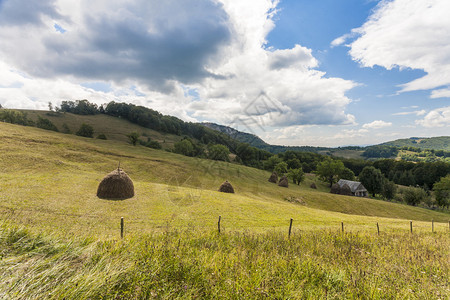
[
  {"x1": 310, "y1": 182, "x2": 317, "y2": 189},
  {"x1": 218, "y1": 180, "x2": 235, "y2": 193},
  {"x1": 278, "y1": 175, "x2": 289, "y2": 188},
  {"x1": 268, "y1": 171, "x2": 278, "y2": 183},
  {"x1": 97, "y1": 168, "x2": 134, "y2": 200}
]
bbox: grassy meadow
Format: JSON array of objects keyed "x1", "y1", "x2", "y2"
[{"x1": 1, "y1": 120, "x2": 449, "y2": 299}]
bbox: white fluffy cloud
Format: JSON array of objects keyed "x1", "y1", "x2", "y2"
[
  {"x1": 362, "y1": 120, "x2": 392, "y2": 129},
  {"x1": 0, "y1": 0, "x2": 356, "y2": 129},
  {"x1": 416, "y1": 107, "x2": 450, "y2": 127},
  {"x1": 345, "y1": 0, "x2": 450, "y2": 94}
]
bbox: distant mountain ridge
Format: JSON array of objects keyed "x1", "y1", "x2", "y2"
[
  {"x1": 201, "y1": 122, "x2": 450, "y2": 154},
  {"x1": 381, "y1": 136, "x2": 450, "y2": 151}
]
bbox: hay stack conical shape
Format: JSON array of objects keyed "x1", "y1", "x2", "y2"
[
  {"x1": 310, "y1": 182, "x2": 317, "y2": 189},
  {"x1": 330, "y1": 183, "x2": 340, "y2": 194},
  {"x1": 278, "y1": 175, "x2": 289, "y2": 188},
  {"x1": 268, "y1": 171, "x2": 278, "y2": 183},
  {"x1": 97, "y1": 168, "x2": 134, "y2": 200},
  {"x1": 340, "y1": 184, "x2": 352, "y2": 196},
  {"x1": 219, "y1": 180, "x2": 234, "y2": 193}
]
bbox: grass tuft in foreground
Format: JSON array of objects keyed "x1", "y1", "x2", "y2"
[{"x1": 1, "y1": 223, "x2": 448, "y2": 299}]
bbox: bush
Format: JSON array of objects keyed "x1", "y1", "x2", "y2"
[
  {"x1": 174, "y1": 139, "x2": 195, "y2": 156},
  {"x1": 288, "y1": 168, "x2": 304, "y2": 185},
  {"x1": 36, "y1": 116, "x2": 58, "y2": 132},
  {"x1": 62, "y1": 123, "x2": 71, "y2": 134},
  {"x1": 274, "y1": 162, "x2": 288, "y2": 175},
  {"x1": 127, "y1": 132, "x2": 140, "y2": 146},
  {"x1": 76, "y1": 123, "x2": 94, "y2": 138},
  {"x1": 208, "y1": 144, "x2": 230, "y2": 161},
  {"x1": 96, "y1": 133, "x2": 107, "y2": 140},
  {"x1": 146, "y1": 140, "x2": 162, "y2": 149},
  {"x1": 0, "y1": 109, "x2": 31, "y2": 126},
  {"x1": 403, "y1": 187, "x2": 428, "y2": 206}
]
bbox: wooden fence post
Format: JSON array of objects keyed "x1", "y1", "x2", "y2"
[
  {"x1": 218, "y1": 216, "x2": 221, "y2": 234},
  {"x1": 341, "y1": 222, "x2": 344, "y2": 233},
  {"x1": 120, "y1": 217, "x2": 124, "y2": 239},
  {"x1": 289, "y1": 218, "x2": 293, "y2": 238},
  {"x1": 377, "y1": 222, "x2": 380, "y2": 236},
  {"x1": 410, "y1": 221, "x2": 413, "y2": 234}
]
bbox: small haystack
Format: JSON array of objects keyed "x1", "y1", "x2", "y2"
[
  {"x1": 340, "y1": 184, "x2": 352, "y2": 196},
  {"x1": 97, "y1": 168, "x2": 134, "y2": 200},
  {"x1": 219, "y1": 180, "x2": 234, "y2": 193},
  {"x1": 278, "y1": 175, "x2": 289, "y2": 188},
  {"x1": 310, "y1": 182, "x2": 317, "y2": 189},
  {"x1": 268, "y1": 171, "x2": 278, "y2": 183},
  {"x1": 330, "y1": 183, "x2": 340, "y2": 194}
]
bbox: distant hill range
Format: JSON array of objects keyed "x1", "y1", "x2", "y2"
[
  {"x1": 202, "y1": 122, "x2": 450, "y2": 159},
  {"x1": 202, "y1": 122, "x2": 356, "y2": 154},
  {"x1": 381, "y1": 137, "x2": 450, "y2": 151}
]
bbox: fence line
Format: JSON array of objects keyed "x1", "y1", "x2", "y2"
[{"x1": 117, "y1": 217, "x2": 449, "y2": 239}]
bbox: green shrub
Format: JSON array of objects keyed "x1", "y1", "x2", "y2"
[
  {"x1": 61, "y1": 123, "x2": 71, "y2": 134},
  {"x1": 76, "y1": 123, "x2": 94, "y2": 138},
  {"x1": 36, "y1": 116, "x2": 58, "y2": 132},
  {"x1": 96, "y1": 133, "x2": 107, "y2": 140},
  {"x1": 403, "y1": 187, "x2": 428, "y2": 206}
]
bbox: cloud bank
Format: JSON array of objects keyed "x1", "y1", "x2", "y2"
[{"x1": 0, "y1": 0, "x2": 356, "y2": 129}]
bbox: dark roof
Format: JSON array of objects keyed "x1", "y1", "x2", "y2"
[{"x1": 337, "y1": 179, "x2": 367, "y2": 193}]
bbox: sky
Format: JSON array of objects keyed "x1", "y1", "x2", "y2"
[{"x1": 0, "y1": 0, "x2": 449, "y2": 147}]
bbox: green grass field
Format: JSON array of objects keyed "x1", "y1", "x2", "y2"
[{"x1": 1, "y1": 120, "x2": 449, "y2": 299}]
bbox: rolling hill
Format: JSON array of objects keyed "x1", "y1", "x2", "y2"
[{"x1": 1, "y1": 118, "x2": 449, "y2": 299}]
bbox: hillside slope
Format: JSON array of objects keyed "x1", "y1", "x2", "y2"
[{"x1": 1, "y1": 122, "x2": 448, "y2": 240}]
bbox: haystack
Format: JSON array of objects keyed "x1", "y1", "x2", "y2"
[
  {"x1": 330, "y1": 183, "x2": 340, "y2": 194},
  {"x1": 340, "y1": 184, "x2": 352, "y2": 196},
  {"x1": 97, "y1": 168, "x2": 134, "y2": 200},
  {"x1": 219, "y1": 180, "x2": 234, "y2": 193},
  {"x1": 268, "y1": 171, "x2": 278, "y2": 183},
  {"x1": 310, "y1": 182, "x2": 317, "y2": 189},
  {"x1": 278, "y1": 175, "x2": 289, "y2": 188}
]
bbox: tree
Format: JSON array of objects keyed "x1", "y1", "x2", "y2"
[
  {"x1": 339, "y1": 167, "x2": 355, "y2": 181},
  {"x1": 127, "y1": 132, "x2": 140, "y2": 146},
  {"x1": 286, "y1": 158, "x2": 302, "y2": 170},
  {"x1": 316, "y1": 158, "x2": 345, "y2": 187},
  {"x1": 174, "y1": 139, "x2": 194, "y2": 156},
  {"x1": 263, "y1": 155, "x2": 282, "y2": 171},
  {"x1": 359, "y1": 166, "x2": 384, "y2": 197},
  {"x1": 433, "y1": 175, "x2": 450, "y2": 208},
  {"x1": 48, "y1": 102, "x2": 53, "y2": 112},
  {"x1": 274, "y1": 162, "x2": 288, "y2": 175},
  {"x1": 381, "y1": 179, "x2": 397, "y2": 200},
  {"x1": 208, "y1": 144, "x2": 230, "y2": 161},
  {"x1": 288, "y1": 168, "x2": 304, "y2": 185},
  {"x1": 76, "y1": 123, "x2": 94, "y2": 138}
]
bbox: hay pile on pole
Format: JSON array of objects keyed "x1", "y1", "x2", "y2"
[
  {"x1": 340, "y1": 184, "x2": 352, "y2": 196},
  {"x1": 310, "y1": 182, "x2": 317, "y2": 189},
  {"x1": 278, "y1": 175, "x2": 289, "y2": 188},
  {"x1": 268, "y1": 171, "x2": 278, "y2": 183},
  {"x1": 97, "y1": 167, "x2": 134, "y2": 200},
  {"x1": 330, "y1": 183, "x2": 340, "y2": 194},
  {"x1": 218, "y1": 180, "x2": 234, "y2": 193}
]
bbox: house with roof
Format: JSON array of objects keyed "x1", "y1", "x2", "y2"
[{"x1": 336, "y1": 179, "x2": 368, "y2": 197}]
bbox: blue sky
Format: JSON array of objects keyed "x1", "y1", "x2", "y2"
[{"x1": 0, "y1": 0, "x2": 449, "y2": 146}]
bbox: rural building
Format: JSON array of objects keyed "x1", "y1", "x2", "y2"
[{"x1": 336, "y1": 179, "x2": 368, "y2": 197}]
